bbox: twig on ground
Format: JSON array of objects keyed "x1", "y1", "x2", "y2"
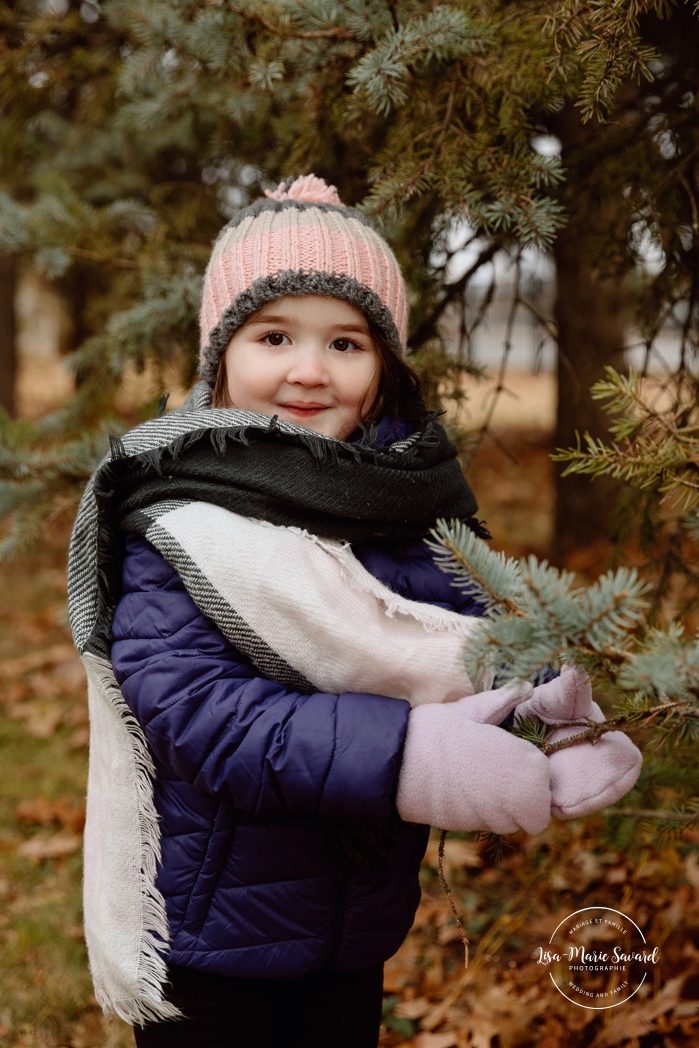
[{"x1": 437, "y1": 830, "x2": 470, "y2": 970}]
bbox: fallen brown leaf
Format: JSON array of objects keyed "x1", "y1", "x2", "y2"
[
  {"x1": 526, "y1": 909, "x2": 574, "y2": 938},
  {"x1": 682, "y1": 940, "x2": 699, "y2": 960},
  {"x1": 0, "y1": 681, "x2": 28, "y2": 705},
  {"x1": 68, "y1": 726, "x2": 90, "y2": 749},
  {"x1": 17, "y1": 795, "x2": 85, "y2": 834},
  {"x1": 684, "y1": 851, "x2": 699, "y2": 891},
  {"x1": 17, "y1": 832, "x2": 82, "y2": 861},
  {"x1": 26, "y1": 671, "x2": 64, "y2": 698},
  {"x1": 0, "y1": 643, "x2": 76, "y2": 680},
  {"x1": 438, "y1": 924, "x2": 466, "y2": 946},
  {"x1": 412, "y1": 901, "x2": 447, "y2": 931},
  {"x1": 10, "y1": 700, "x2": 63, "y2": 738},
  {"x1": 394, "y1": 997, "x2": 432, "y2": 1021},
  {"x1": 52, "y1": 657, "x2": 86, "y2": 692},
  {"x1": 674, "y1": 1000, "x2": 699, "y2": 1017},
  {"x1": 590, "y1": 974, "x2": 687, "y2": 1047},
  {"x1": 410, "y1": 1032, "x2": 458, "y2": 1048},
  {"x1": 69, "y1": 1011, "x2": 104, "y2": 1048},
  {"x1": 460, "y1": 983, "x2": 547, "y2": 1048},
  {"x1": 384, "y1": 937, "x2": 421, "y2": 993},
  {"x1": 421, "y1": 945, "x2": 445, "y2": 994},
  {"x1": 460, "y1": 1013, "x2": 498, "y2": 1048},
  {"x1": 550, "y1": 850, "x2": 609, "y2": 893},
  {"x1": 10, "y1": 889, "x2": 68, "y2": 915},
  {"x1": 423, "y1": 838, "x2": 483, "y2": 873}
]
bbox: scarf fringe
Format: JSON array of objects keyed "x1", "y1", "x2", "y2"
[
  {"x1": 82, "y1": 654, "x2": 182, "y2": 1026},
  {"x1": 124, "y1": 419, "x2": 365, "y2": 475},
  {"x1": 117, "y1": 401, "x2": 444, "y2": 478}
]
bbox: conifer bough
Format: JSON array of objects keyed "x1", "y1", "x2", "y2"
[{"x1": 428, "y1": 518, "x2": 699, "y2": 753}]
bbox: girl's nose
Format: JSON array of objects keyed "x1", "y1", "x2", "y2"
[{"x1": 286, "y1": 347, "x2": 330, "y2": 386}]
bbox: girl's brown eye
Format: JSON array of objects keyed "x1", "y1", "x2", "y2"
[
  {"x1": 265, "y1": 332, "x2": 289, "y2": 346},
  {"x1": 332, "y1": 338, "x2": 356, "y2": 352}
]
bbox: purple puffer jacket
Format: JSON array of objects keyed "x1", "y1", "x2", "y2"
[{"x1": 110, "y1": 533, "x2": 486, "y2": 980}]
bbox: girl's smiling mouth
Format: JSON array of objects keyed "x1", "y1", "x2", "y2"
[{"x1": 277, "y1": 402, "x2": 330, "y2": 417}]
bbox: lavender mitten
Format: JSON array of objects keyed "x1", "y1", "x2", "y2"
[
  {"x1": 396, "y1": 694, "x2": 551, "y2": 834},
  {"x1": 515, "y1": 665, "x2": 642, "y2": 819},
  {"x1": 459, "y1": 677, "x2": 534, "y2": 724}
]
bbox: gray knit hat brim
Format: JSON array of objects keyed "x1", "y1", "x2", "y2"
[{"x1": 200, "y1": 270, "x2": 404, "y2": 388}]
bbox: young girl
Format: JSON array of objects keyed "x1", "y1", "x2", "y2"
[{"x1": 68, "y1": 175, "x2": 642, "y2": 1048}]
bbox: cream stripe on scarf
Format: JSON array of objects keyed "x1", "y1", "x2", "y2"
[{"x1": 141, "y1": 502, "x2": 482, "y2": 706}]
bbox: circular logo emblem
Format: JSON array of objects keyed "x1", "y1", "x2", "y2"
[{"x1": 535, "y1": 907, "x2": 660, "y2": 1009}]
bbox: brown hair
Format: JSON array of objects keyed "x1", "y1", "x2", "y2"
[{"x1": 211, "y1": 320, "x2": 426, "y2": 430}]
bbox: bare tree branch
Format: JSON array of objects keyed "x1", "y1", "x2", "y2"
[{"x1": 408, "y1": 241, "x2": 499, "y2": 350}]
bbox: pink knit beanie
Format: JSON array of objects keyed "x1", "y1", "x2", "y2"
[{"x1": 199, "y1": 174, "x2": 409, "y2": 386}]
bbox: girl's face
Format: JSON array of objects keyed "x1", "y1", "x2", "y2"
[{"x1": 223, "y1": 295, "x2": 379, "y2": 440}]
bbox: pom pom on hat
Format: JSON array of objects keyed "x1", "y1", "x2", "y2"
[{"x1": 264, "y1": 174, "x2": 343, "y2": 207}]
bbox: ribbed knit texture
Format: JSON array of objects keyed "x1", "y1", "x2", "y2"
[{"x1": 199, "y1": 175, "x2": 408, "y2": 385}]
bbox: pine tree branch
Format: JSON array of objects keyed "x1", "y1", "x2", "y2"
[
  {"x1": 461, "y1": 260, "x2": 525, "y2": 463},
  {"x1": 646, "y1": 142, "x2": 699, "y2": 207},
  {"x1": 570, "y1": 642, "x2": 633, "y2": 663},
  {"x1": 66, "y1": 245, "x2": 139, "y2": 269},
  {"x1": 228, "y1": 4, "x2": 355, "y2": 40},
  {"x1": 434, "y1": 528, "x2": 524, "y2": 615},
  {"x1": 540, "y1": 701, "x2": 699, "y2": 755}
]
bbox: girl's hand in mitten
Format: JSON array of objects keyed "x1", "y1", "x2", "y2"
[
  {"x1": 514, "y1": 663, "x2": 594, "y2": 727},
  {"x1": 458, "y1": 677, "x2": 534, "y2": 725},
  {"x1": 396, "y1": 695, "x2": 551, "y2": 835},
  {"x1": 514, "y1": 665, "x2": 642, "y2": 820}
]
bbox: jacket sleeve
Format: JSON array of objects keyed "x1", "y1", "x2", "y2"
[{"x1": 110, "y1": 535, "x2": 410, "y2": 826}]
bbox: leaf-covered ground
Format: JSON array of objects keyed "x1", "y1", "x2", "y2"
[
  {"x1": 380, "y1": 823, "x2": 699, "y2": 1048},
  {"x1": 1, "y1": 427, "x2": 698, "y2": 1047}
]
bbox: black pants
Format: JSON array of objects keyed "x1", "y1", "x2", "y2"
[{"x1": 133, "y1": 962, "x2": 384, "y2": 1048}]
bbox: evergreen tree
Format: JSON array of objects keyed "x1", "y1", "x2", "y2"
[{"x1": 543, "y1": 3, "x2": 699, "y2": 557}]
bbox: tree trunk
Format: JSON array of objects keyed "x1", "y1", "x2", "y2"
[
  {"x1": 0, "y1": 254, "x2": 17, "y2": 417},
  {"x1": 550, "y1": 106, "x2": 627, "y2": 563},
  {"x1": 553, "y1": 232, "x2": 626, "y2": 561}
]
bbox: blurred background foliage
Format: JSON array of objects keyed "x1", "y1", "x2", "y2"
[{"x1": 0, "y1": 0, "x2": 698, "y2": 559}]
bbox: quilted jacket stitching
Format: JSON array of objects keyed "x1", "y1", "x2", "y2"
[
  {"x1": 194, "y1": 809, "x2": 241, "y2": 940},
  {"x1": 176, "y1": 800, "x2": 221, "y2": 940}
]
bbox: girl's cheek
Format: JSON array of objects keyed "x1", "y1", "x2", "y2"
[{"x1": 237, "y1": 345, "x2": 278, "y2": 393}]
